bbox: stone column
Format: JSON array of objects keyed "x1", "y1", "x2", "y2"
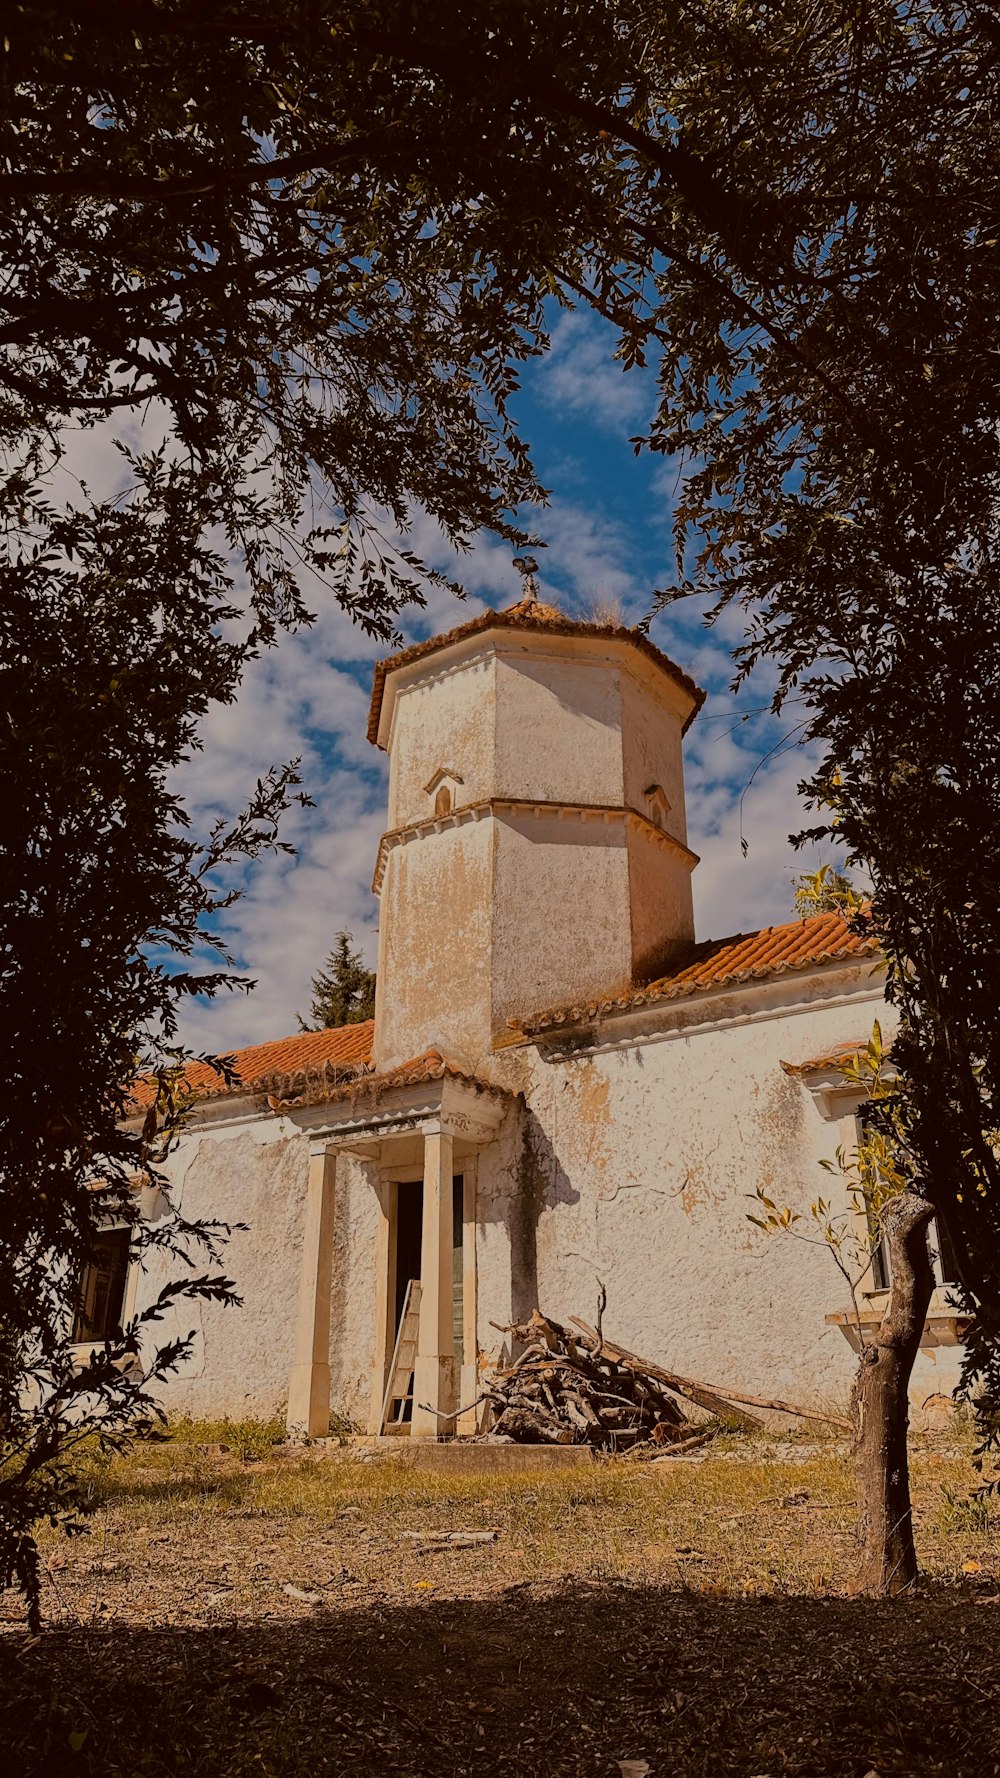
[
  {"x1": 286, "y1": 1144, "x2": 337, "y2": 1437},
  {"x1": 457, "y1": 1163, "x2": 480, "y2": 1437},
  {"x1": 367, "y1": 1176, "x2": 395, "y2": 1435},
  {"x1": 410, "y1": 1126, "x2": 456, "y2": 1439}
]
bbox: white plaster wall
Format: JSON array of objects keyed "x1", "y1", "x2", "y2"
[
  {"x1": 493, "y1": 650, "x2": 624, "y2": 805},
  {"x1": 490, "y1": 813, "x2": 633, "y2": 1035},
  {"x1": 478, "y1": 982, "x2": 961, "y2": 1412},
  {"x1": 132, "y1": 1120, "x2": 309, "y2": 1422},
  {"x1": 129, "y1": 1123, "x2": 393, "y2": 1431},
  {"x1": 471, "y1": 1098, "x2": 540, "y2": 1354},
  {"x1": 375, "y1": 817, "x2": 495, "y2": 1071},
  {"x1": 387, "y1": 650, "x2": 497, "y2": 829},
  {"x1": 328, "y1": 1153, "x2": 383, "y2": 1425},
  {"x1": 127, "y1": 974, "x2": 960, "y2": 1428},
  {"x1": 619, "y1": 668, "x2": 690, "y2": 843},
  {"x1": 626, "y1": 828, "x2": 696, "y2": 979}
]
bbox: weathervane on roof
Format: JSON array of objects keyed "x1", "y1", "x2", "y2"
[{"x1": 512, "y1": 554, "x2": 540, "y2": 603}]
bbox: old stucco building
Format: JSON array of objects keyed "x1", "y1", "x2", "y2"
[{"x1": 111, "y1": 594, "x2": 964, "y2": 1434}]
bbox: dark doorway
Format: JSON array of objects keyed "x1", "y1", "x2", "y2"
[
  {"x1": 394, "y1": 1182, "x2": 423, "y2": 1339},
  {"x1": 390, "y1": 1175, "x2": 466, "y2": 1381},
  {"x1": 451, "y1": 1176, "x2": 464, "y2": 1355}
]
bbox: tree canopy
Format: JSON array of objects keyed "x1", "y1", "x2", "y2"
[
  {"x1": 791, "y1": 866, "x2": 865, "y2": 921},
  {"x1": 298, "y1": 932, "x2": 376, "y2": 1030}
]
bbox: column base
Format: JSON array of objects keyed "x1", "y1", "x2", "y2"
[
  {"x1": 286, "y1": 1361, "x2": 330, "y2": 1438},
  {"x1": 409, "y1": 1353, "x2": 457, "y2": 1439},
  {"x1": 457, "y1": 1360, "x2": 481, "y2": 1437}
]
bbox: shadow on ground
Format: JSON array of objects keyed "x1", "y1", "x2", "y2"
[{"x1": 1, "y1": 1583, "x2": 995, "y2": 1777}]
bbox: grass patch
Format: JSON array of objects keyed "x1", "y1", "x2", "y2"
[
  {"x1": 6, "y1": 1424, "x2": 997, "y2": 1776},
  {"x1": 34, "y1": 1420, "x2": 995, "y2": 1601}
]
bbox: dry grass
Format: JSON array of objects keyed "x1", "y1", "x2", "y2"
[
  {"x1": 3, "y1": 1423, "x2": 998, "y2": 1777},
  {"x1": 25, "y1": 1418, "x2": 996, "y2": 1611}
]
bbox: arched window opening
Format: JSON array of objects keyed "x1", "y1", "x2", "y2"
[
  {"x1": 644, "y1": 783, "x2": 671, "y2": 831},
  {"x1": 425, "y1": 765, "x2": 464, "y2": 815}
]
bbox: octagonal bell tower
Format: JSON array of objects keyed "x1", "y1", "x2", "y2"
[{"x1": 368, "y1": 593, "x2": 704, "y2": 1072}]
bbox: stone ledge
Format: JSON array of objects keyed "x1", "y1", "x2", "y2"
[{"x1": 826, "y1": 1304, "x2": 973, "y2": 1353}]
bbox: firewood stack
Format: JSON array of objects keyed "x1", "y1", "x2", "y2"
[{"x1": 482, "y1": 1309, "x2": 703, "y2": 1450}]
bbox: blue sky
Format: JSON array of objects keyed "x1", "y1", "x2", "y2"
[{"x1": 151, "y1": 308, "x2": 833, "y2": 1052}]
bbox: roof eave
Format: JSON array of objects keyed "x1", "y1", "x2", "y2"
[
  {"x1": 367, "y1": 612, "x2": 705, "y2": 751},
  {"x1": 510, "y1": 950, "x2": 882, "y2": 1046}
]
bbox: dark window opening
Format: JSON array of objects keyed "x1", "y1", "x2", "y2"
[
  {"x1": 73, "y1": 1227, "x2": 130, "y2": 1344},
  {"x1": 929, "y1": 1214, "x2": 958, "y2": 1289},
  {"x1": 864, "y1": 1193, "x2": 891, "y2": 1292},
  {"x1": 856, "y1": 1108, "x2": 890, "y2": 1291}
]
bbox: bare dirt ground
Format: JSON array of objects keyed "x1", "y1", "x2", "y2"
[{"x1": 1, "y1": 1425, "x2": 998, "y2": 1777}]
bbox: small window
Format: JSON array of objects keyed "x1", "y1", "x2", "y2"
[
  {"x1": 864, "y1": 1208, "x2": 955, "y2": 1294},
  {"x1": 929, "y1": 1214, "x2": 958, "y2": 1288},
  {"x1": 644, "y1": 783, "x2": 671, "y2": 831},
  {"x1": 424, "y1": 765, "x2": 464, "y2": 815},
  {"x1": 863, "y1": 1189, "x2": 891, "y2": 1292},
  {"x1": 73, "y1": 1227, "x2": 131, "y2": 1344},
  {"x1": 856, "y1": 1107, "x2": 891, "y2": 1291}
]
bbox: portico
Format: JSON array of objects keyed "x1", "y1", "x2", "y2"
[{"x1": 285, "y1": 1061, "x2": 508, "y2": 1439}]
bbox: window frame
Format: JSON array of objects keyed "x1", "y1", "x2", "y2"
[
  {"x1": 69, "y1": 1219, "x2": 139, "y2": 1359},
  {"x1": 851, "y1": 1107, "x2": 955, "y2": 1298}
]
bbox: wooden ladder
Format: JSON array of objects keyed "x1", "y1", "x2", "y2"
[{"x1": 380, "y1": 1278, "x2": 422, "y2": 1434}]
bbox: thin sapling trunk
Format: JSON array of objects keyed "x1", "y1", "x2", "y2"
[{"x1": 851, "y1": 1190, "x2": 935, "y2": 1596}]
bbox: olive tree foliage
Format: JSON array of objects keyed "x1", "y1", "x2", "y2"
[
  {"x1": 0, "y1": 472, "x2": 309, "y2": 1623},
  {"x1": 614, "y1": 2, "x2": 1000, "y2": 1452},
  {"x1": 0, "y1": 0, "x2": 682, "y2": 1618},
  {"x1": 0, "y1": 1, "x2": 570, "y2": 1622},
  {"x1": 516, "y1": 0, "x2": 1000, "y2": 1446}
]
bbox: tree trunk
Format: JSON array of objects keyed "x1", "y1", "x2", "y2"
[{"x1": 851, "y1": 1190, "x2": 935, "y2": 1596}]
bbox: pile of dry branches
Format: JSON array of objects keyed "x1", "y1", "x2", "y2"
[{"x1": 481, "y1": 1309, "x2": 754, "y2": 1451}]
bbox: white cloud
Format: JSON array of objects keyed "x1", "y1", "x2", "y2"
[
  {"x1": 687, "y1": 743, "x2": 833, "y2": 939},
  {"x1": 535, "y1": 312, "x2": 652, "y2": 432},
  {"x1": 35, "y1": 403, "x2": 847, "y2": 1053},
  {"x1": 179, "y1": 779, "x2": 385, "y2": 1052},
  {"x1": 170, "y1": 494, "x2": 845, "y2": 1052}
]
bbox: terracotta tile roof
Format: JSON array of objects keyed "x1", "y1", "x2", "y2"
[
  {"x1": 780, "y1": 1041, "x2": 868, "y2": 1078},
  {"x1": 367, "y1": 594, "x2": 705, "y2": 746},
  {"x1": 511, "y1": 912, "x2": 879, "y2": 1037},
  {"x1": 268, "y1": 1047, "x2": 508, "y2": 1112},
  {"x1": 131, "y1": 1020, "x2": 374, "y2": 1110}
]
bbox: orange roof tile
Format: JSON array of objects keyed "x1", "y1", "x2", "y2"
[
  {"x1": 267, "y1": 1046, "x2": 507, "y2": 1111},
  {"x1": 512, "y1": 912, "x2": 879, "y2": 1037},
  {"x1": 367, "y1": 594, "x2": 705, "y2": 746},
  {"x1": 780, "y1": 1041, "x2": 869, "y2": 1078},
  {"x1": 131, "y1": 1020, "x2": 374, "y2": 1110}
]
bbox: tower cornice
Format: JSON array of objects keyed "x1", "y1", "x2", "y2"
[
  {"x1": 368, "y1": 603, "x2": 704, "y2": 750},
  {"x1": 371, "y1": 797, "x2": 700, "y2": 894}
]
